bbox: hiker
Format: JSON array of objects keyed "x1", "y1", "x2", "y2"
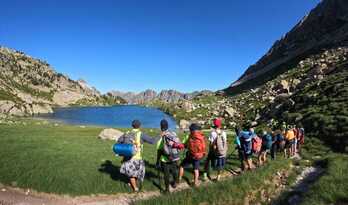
[
  {"x1": 258, "y1": 130, "x2": 273, "y2": 165},
  {"x1": 239, "y1": 128, "x2": 255, "y2": 170},
  {"x1": 284, "y1": 125, "x2": 296, "y2": 158},
  {"x1": 119, "y1": 120, "x2": 157, "y2": 192},
  {"x1": 234, "y1": 127, "x2": 245, "y2": 170},
  {"x1": 295, "y1": 124, "x2": 305, "y2": 154},
  {"x1": 271, "y1": 129, "x2": 283, "y2": 160},
  {"x1": 156, "y1": 119, "x2": 184, "y2": 193},
  {"x1": 179, "y1": 123, "x2": 206, "y2": 187},
  {"x1": 251, "y1": 128, "x2": 262, "y2": 160},
  {"x1": 204, "y1": 118, "x2": 228, "y2": 181}
]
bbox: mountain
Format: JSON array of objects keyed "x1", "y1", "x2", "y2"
[
  {"x1": 225, "y1": 0, "x2": 348, "y2": 94},
  {"x1": 109, "y1": 89, "x2": 212, "y2": 104},
  {"x1": 0, "y1": 46, "x2": 125, "y2": 116}
]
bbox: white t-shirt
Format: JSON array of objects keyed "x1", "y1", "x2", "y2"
[{"x1": 209, "y1": 129, "x2": 227, "y2": 144}]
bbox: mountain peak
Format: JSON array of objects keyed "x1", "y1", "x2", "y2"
[{"x1": 226, "y1": 0, "x2": 348, "y2": 94}]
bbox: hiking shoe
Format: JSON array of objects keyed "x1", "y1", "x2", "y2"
[{"x1": 171, "y1": 182, "x2": 177, "y2": 189}]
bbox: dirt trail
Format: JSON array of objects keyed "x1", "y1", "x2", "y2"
[{"x1": 0, "y1": 170, "x2": 238, "y2": 205}]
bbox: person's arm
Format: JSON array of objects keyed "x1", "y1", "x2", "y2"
[{"x1": 141, "y1": 133, "x2": 160, "y2": 144}]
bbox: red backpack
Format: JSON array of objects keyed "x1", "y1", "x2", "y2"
[
  {"x1": 252, "y1": 136, "x2": 262, "y2": 153},
  {"x1": 297, "y1": 128, "x2": 305, "y2": 144},
  {"x1": 188, "y1": 131, "x2": 206, "y2": 160}
]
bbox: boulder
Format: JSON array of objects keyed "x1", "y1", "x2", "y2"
[
  {"x1": 224, "y1": 107, "x2": 236, "y2": 117},
  {"x1": 274, "y1": 80, "x2": 290, "y2": 93},
  {"x1": 98, "y1": 128, "x2": 124, "y2": 141},
  {"x1": 179, "y1": 119, "x2": 190, "y2": 130}
]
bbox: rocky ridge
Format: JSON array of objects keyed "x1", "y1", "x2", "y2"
[
  {"x1": 109, "y1": 89, "x2": 212, "y2": 104},
  {"x1": 0, "y1": 46, "x2": 125, "y2": 116},
  {"x1": 225, "y1": 0, "x2": 348, "y2": 94}
]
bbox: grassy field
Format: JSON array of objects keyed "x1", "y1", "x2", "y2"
[
  {"x1": 0, "y1": 120, "x2": 239, "y2": 196},
  {"x1": 0, "y1": 120, "x2": 161, "y2": 195},
  {"x1": 1, "y1": 120, "x2": 347, "y2": 204}
]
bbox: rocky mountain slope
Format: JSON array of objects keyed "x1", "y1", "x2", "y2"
[
  {"x1": 225, "y1": 0, "x2": 348, "y2": 94},
  {"x1": 109, "y1": 89, "x2": 212, "y2": 104},
  {"x1": 155, "y1": 0, "x2": 348, "y2": 152},
  {"x1": 0, "y1": 47, "x2": 125, "y2": 116}
]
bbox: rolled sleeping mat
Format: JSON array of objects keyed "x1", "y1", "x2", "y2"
[{"x1": 113, "y1": 143, "x2": 135, "y2": 157}]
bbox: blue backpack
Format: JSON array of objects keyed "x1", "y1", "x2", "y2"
[
  {"x1": 276, "y1": 134, "x2": 284, "y2": 142},
  {"x1": 239, "y1": 131, "x2": 252, "y2": 154},
  {"x1": 262, "y1": 134, "x2": 273, "y2": 149}
]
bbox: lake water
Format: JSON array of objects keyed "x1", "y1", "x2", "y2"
[{"x1": 37, "y1": 105, "x2": 177, "y2": 129}]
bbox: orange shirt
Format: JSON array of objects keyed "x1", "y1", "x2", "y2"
[{"x1": 285, "y1": 130, "x2": 295, "y2": 141}]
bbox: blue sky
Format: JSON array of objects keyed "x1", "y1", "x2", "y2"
[{"x1": 1, "y1": 0, "x2": 320, "y2": 93}]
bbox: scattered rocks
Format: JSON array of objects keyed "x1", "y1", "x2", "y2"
[
  {"x1": 179, "y1": 119, "x2": 190, "y2": 130},
  {"x1": 98, "y1": 128, "x2": 124, "y2": 141}
]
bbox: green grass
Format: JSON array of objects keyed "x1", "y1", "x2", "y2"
[
  {"x1": 301, "y1": 154, "x2": 348, "y2": 205},
  {"x1": 0, "y1": 121, "x2": 163, "y2": 195},
  {"x1": 135, "y1": 159, "x2": 292, "y2": 205},
  {"x1": 0, "y1": 121, "x2": 237, "y2": 196}
]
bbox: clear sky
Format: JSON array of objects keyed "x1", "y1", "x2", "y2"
[{"x1": 1, "y1": 0, "x2": 320, "y2": 93}]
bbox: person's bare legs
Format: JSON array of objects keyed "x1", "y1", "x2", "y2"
[
  {"x1": 263, "y1": 152, "x2": 267, "y2": 163},
  {"x1": 193, "y1": 169, "x2": 200, "y2": 186},
  {"x1": 179, "y1": 166, "x2": 184, "y2": 182},
  {"x1": 258, "y1": 153, "x2": 263, "y2": 166},
  {"x1": 247, "y1": 159, "x2": 255, "y2": 170},
  {"x1": 130, "y1": 177, "x2": 138, "y2": 192}
]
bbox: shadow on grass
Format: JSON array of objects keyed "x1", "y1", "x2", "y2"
[{"x1": 98, "y1": 160, "x2": 129, "y2": 184}]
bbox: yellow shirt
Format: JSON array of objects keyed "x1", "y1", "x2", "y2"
[
  {"x1": 131, "y1": 129, "x2": 143, "y2": 160},
  {"x1": 285, "y1": 130, "x2": 295, "y2": 141}
]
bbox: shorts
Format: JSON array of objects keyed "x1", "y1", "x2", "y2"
[
  {"x1": 215, "y1": 157, "x2": 226, "y2": 170},
  {"x1": 243, "y1": 152, "x2": 253, "y2": 160},
  {"x1": 285, "y1": 139, "x2": 295, "y2": 148},
  {"x1": 181, "y1": 155, "x2": 201, "y2": 170}
]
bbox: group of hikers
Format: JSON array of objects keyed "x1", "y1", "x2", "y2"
[{"x1": 114, "y1": 118, "x2": 305, "y2": 193}]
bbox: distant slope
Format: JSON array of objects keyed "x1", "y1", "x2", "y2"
[
  {"x1": 109, "y1": 89, "x2": 212, "y2": 104},
  {"x1": 0, "y1": 47, "x2": 125, "y2": 116},
  {"x1": 225, "y1": 0, "x2": 348, "y2": 95}
]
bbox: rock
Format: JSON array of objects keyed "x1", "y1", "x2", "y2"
[
  {"x1": 274, "y1": 80, "x2": 290, "y2": 93},
  {"x1": 179, "y1": 119, "x2": 190, "y2": 130},
  {"x1": 0, "y1": 100, "x2": 15, "y2": 113},
  {"x1": 181, "y1": 100, "x2": 194, "y2": 112},
  {"x1": 8, "y1": 106, "x2": 25, "y2": 116},
  {"x1": 224, "y1": 107, "x2": 236, "y2": 117},
  {"x1": 251, "y1": 121, "x2": 258, "y2": 127},
  {"x1": 98, "y1": 128, "x2": 124, "y2": 141}
]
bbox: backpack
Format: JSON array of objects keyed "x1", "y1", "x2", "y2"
[
  {"x1": 297, "y1": 128, "x2": 305, "y2": 144},
  {"x1": 252, "y1": 136, "x2": 262, "y2": 153},
  {"x1": 114, "y1": 131, "x2": 138, "y2": 157},
  {"x1": 188, "y1": 132, "x2": 206, "y2": 160},
  {"x1": 262, "y1": 134, "x2": 273, "y2": 150},
  {"x1": 162, "y1": 131, "x2": 181, "y2": 162},
  {"x1": 117, "y1": 131, "x2": 137, "y2": 144},
  {"x1": 214, "y1": 131, "x2": 228, "y2": 157},
  {"x1": 240, "y1": 131, "x2": 252, "y2": 154}
]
